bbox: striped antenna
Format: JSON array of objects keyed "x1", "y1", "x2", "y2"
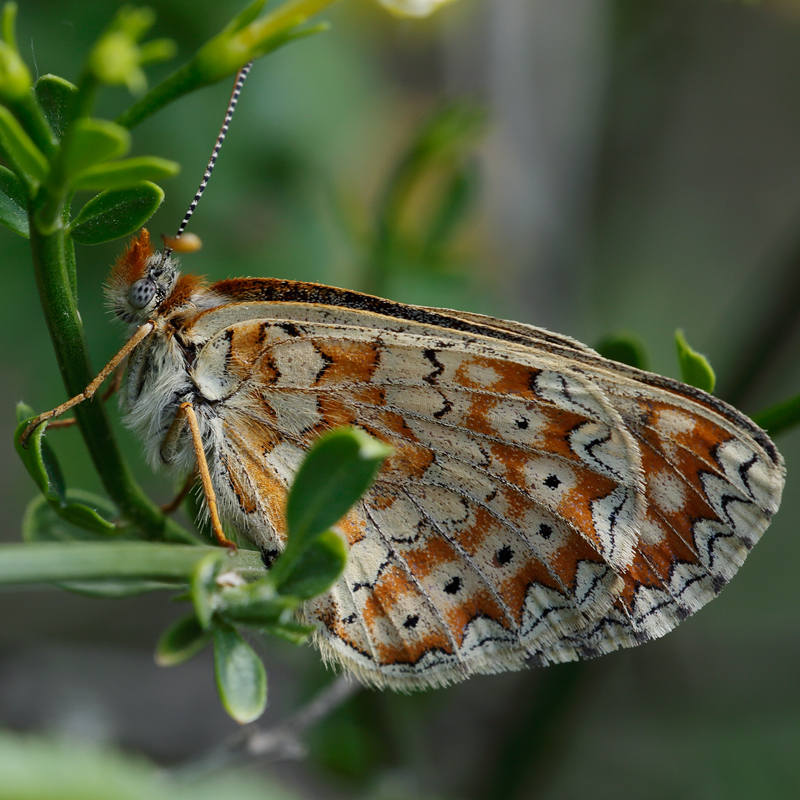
[{"x1": 164, "y1": 61, "x2": 253, "y2": 256}]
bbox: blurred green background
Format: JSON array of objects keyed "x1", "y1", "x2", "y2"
[{"x1": 2, "y1": 0, "x2": 800, "y2": 798}]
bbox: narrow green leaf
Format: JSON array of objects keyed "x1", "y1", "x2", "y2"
[
  {"x1": 2, "y1": 3, "x2": 18, "y2": 50},
  {"x1": 212, "y1": 622, "x2": 267, "y2": 724},
  {"x1": 156, "y1": 614, "x2": 211, "y2": 666},
  {"x1": 190, "y1": 551, "x2": 226, "y2": 629},
  {"x1": 22, "y1": 491, "x2": 119, "y2": 544},
  {"x1": 258, "y1": 620, "x2": 315, "y2": 645},
  {"x1": 58, "y1": 499, "x2": 118, "y2": 534},
  {"x1": 16, "y1": 409, "x2": 117, "y2": 536},
  {"x1": 60, "y1": 580, "x2": 182, "y2": 598},
  {"x1": 595, "y1": 331, "x2": 649, "y2": 371},
  {"x1": 0, "y1": 104, "x2": 47, "y2": 187},
  {"x1": 68, "y1": 182, "x2": 164, "y2": 245},
  {"x1": 285, "y1": 428, "x2": 392, "y2": 548},
  {"x1": 751, "y1": 391, "x2": 800, "y2": 437},
  {"x1": 62, "y1": 118, "x2": 130, "y2": 178},
  {"x1": 227, "y1": 0, "x2": 269, "y2": 35},
  {"x1": 0, "y1": 163, "x2": 28, "y2": 236},
  {"x1": 408, "y1": 103, "x2": 485, "y2": 169},
  {"x1": 15, "y1": 406, "x2": 66, "y2": 503},
  {"x1": 0, "y1": 38, "x2": 32, "y2": 102},
  {"x1": 423, "y1": 163, "x2": 478, "y2": 257},
  {"x1": 274, "y1": 528, "x2": 347, "y2": 599},
  {"x1": 216, "y1": 575, "x2": 295, "y2": 625},
  {"x1": 71, "y1": 156, "x2": 179, "y2": 191},
  {"x1": 34, "y1": 74, "x2": 78, "y2": 140},
  {"x1": 675, "y1": 330, "x2": 716, "y2": 393}
]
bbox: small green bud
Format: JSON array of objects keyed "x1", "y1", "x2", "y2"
[
  {"x1": 0, "y1": 38, "x2": 30, "y2": 101},
  {"x1": 90, "y1": 32, "x2": 147, "y2": 94},
  {"x1": 88, "y1": 6, "x2": 174, "y2": 94}
]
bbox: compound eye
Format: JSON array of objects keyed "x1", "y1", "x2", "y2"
[{"x1": 127, "y1": 278, "x2": 156, "y2": 310}]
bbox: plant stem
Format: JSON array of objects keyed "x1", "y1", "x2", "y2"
[
  {"x1": 115, "y1": 63, "x2": 199, "y2": 130},
  {"x1": 117, "y1": 0, "x2": 341, "y2": 130},
  {"x1": 751, "y1": 391, "x2": 800, "y2": 437},
  {"x1": 0, "y1": 542, "x2": 263, "y2": 585},
  {"x1": 481, "y1": 663, "x2": 588, "y2": 800},
  {"x1": 27, "y1": 207, "x2": 198, "y2": 545}
]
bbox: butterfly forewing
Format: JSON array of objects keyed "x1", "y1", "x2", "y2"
[{"x1": 143, "y1": 278, "x2": 782, "y2": 690}]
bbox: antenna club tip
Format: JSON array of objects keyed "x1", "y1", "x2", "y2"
[{"x1": 162, "y1": 232, "x2": 203, "y2": 253}]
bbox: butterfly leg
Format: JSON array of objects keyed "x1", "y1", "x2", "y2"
[
  {"x1": 160, "y1": 467, "x2": 198, "y2": 516},
  {"x1": 176, "y1": 401, "x2": 237, "y2": 551},
  {"x1": 46, "y1": 362, "x2": 128, "y2": 431},
  {"x1": 20, "y1": 321, "x2": 155, "y2": 446}
]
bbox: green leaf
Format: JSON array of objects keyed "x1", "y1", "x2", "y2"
[
  {"x1": 285, "y1": 428, "x2": 392, "y2": 550},
  {"x1": 16, "y1": 406, "x2": 117, "y2": 536},
  {"x1": 0, "y1": 163, "x2": 28, "y2": 236},
  {"x1": 751, "y1": 391, "x2": 800, "y2": 437},
  {"x1": 595, "y1": 331, "x2": 650, "y2": 371},
  {"x1": 62, "y1": 118, "x2": 130, "y2": 178},
  {"x1": 15, "y1": 404, "x2": 66, "y2": 503},
  {"x1": 228, "y1": 0, "x2": 269, "y2": 33},
  {"x1": 257, "y1": 619, "x2": 315, "y2": 645},
  {"x1": 22, "y1": 490, "x2": 121, "y2": 543},
  {"x1": 22, "y1": 490, "x2": 118, "y2": 543},
  {"x1": 156, "y1": 614, "x2": 211, "y2": 666},
  {"x1": 675, "y1": 330, "x2": 716, "y2": 393},
  {"x1": 68, "y1": 182, "x2": 164, "y2": 245},
  {"x1": 274, "y1": 528, "x2": 347, "y2": 599},
  {"x1": 71, "y1": 156, "x2": 179, "y2": 191},
  {"x1": 190, "y1": 551, "x2": 226, "y2": 629},
  {"x1": 59, "y1": 579, "x2": 182, "y2": 598},
  {"x1": 34, "y1": 74, "x2": 77, "y2": 140},
  {"x1": 408, "y1": 103, "x2": 486, "y2": 168},
  {"x1": 216, "y1": 576, "x2": 294, "y2": 625},
  {"x1": 0, "y1": 36, "x2": 32, "y2": 103},
  {"x1": 422, "y1": 162, "x2": 478, "y2": 258},
  {"x1": 0, "y1": 104, "x2": 47, "y2": 188},
  {"x1": 213, "y1": 622, "x2": 267, "y2": 723},
  {"x1": 21, "y1": 491, "x2": 173, "y2": 597}
]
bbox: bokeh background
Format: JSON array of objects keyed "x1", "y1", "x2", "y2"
[{"x1": 2, "y1": 0, "x2": 800, "y2": 797}]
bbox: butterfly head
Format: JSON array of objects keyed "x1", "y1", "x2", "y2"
[{"x1": 105, "y1": 229, "x2": 181, "y2": 324}]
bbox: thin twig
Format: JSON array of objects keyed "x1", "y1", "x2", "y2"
[{"x1": 170, "y1": 676, "x2": 360, "y2": 776}]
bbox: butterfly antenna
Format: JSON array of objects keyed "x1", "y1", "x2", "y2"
[{"x1": 163, "y1": 61, "x2": 253, "y2": 257}]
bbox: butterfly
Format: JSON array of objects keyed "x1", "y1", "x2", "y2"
[{"x1": 23, "y1": 224, "x2": 785, "y2": 690}]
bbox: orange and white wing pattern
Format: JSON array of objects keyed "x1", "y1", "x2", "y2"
[{"x1": 179, "y1": 282, "x2": 784, "y2": 690}]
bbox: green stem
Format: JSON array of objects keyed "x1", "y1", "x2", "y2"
[
  {"x1": 27, "y1": 206, "x2": 198, "y2": 545},
  {"x1": 115, "y1": 62, "x2": 199, "y2": 130},
  {"x1": 117, "y1": 0, "x2": 341, "y2": 130},
  {"x1": 365, "y1": 153, "x2": 417, "y2": 295},
  {"x1": 0, "y1": 542, "x2": 263, "y2": 586},
  {"x1": 481, "y1": 662, "x2": 588, "y2": 800},
  {"x1": 751, "y1": 391, "x2": 800, "y2": 437}
]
